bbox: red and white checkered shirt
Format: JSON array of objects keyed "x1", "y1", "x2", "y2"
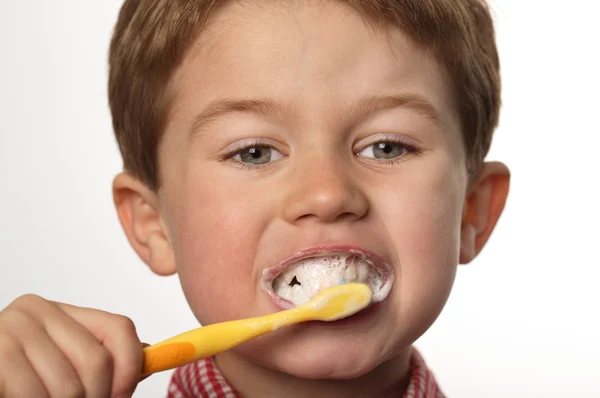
[{"x1": 167, "y1": 350, "x2": 445, "y2": 398}]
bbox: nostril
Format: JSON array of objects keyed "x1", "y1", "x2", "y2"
[
  {"x1": 294, "y1": 210, "x2": 365, "y2": 225},
  {"x1": 337, "y1": 211, "x2": 363, "y2": 222}
]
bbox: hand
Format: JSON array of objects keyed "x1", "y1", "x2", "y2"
[{"x1": 0, "y1": 294, "x2": 144, "y2": 397}]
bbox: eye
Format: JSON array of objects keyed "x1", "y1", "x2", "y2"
[
  {"x1": 358, "y1": 141, "x2": 410, "y2": 160},
  {"x1": 232, "y1": 145, "x2": 283, "y2": 165}
]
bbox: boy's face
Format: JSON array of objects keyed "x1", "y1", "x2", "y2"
[{"x1": 153, "y1": 1, "x2": 469, "y2": 378}]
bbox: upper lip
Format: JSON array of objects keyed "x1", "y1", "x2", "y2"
[{"x1": 260, "y1": 243, "x2": 394, "y2": 291}]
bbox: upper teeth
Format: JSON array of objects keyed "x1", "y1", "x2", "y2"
[{"x1": 271, "y1": 254, "x2": 384, "y2": 306}]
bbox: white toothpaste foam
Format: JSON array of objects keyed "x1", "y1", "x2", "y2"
[{"x1": 272, "y1": 254, "x2": 384, "y2": 306}]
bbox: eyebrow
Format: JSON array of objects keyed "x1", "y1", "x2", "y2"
[{"x1": 190, "y1": 93, "x2": 440, "y2": 137}]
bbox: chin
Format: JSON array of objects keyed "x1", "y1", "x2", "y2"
[
  {"x1": 280, "y1": 352, "x2": 381, "y2": 380},
  {"x1": 239, "y1": 325, "x2": 389, "y2": 380}
]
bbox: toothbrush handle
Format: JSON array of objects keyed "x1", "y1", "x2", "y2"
[{"x1": 142, "y1": 309, "x2": 304, "y2": 375}]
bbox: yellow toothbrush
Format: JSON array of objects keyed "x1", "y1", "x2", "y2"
[{"x1": 142, "y1": 283, "x2": 372, "y2": 376}]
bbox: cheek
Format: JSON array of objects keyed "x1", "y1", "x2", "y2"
[
  {"x1": 396, "y1": 178, "x2": 462, "y2": 266},
  {"x1": 379, "y1": 154, "x2": 465, "y2": 331},
  {"x1": 164, "y1": 172, "x2": 272, "y2": 325}
]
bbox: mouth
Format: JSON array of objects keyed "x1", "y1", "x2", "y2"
[{"x1": 261, "y1": 246, "x2": 394, "y2": 309}]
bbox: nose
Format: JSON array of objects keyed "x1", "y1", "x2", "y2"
[{"x1": 281, "y1": 156, "x2": 369, "y2": 225}]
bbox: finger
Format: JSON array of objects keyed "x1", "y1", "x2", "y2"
[
  {"x1": 0, "y1": 332, "x2": 49, "y2": 398},
  {"x1": 57, "y1": 303, "x2": 144, "y2": 397},
  {"x1": 139, "y1": 342, "x2": 152, "y2": 382},
  {"x1": 0, "y1": 308, "x2": 83, "y2": 397},
  {"x1": 11, "y1": 295, "x2": 113, "y2": 397}
]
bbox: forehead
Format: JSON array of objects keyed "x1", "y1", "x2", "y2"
[{"x1": 167, "y1": 0, "x2": 459, "y2": 136}]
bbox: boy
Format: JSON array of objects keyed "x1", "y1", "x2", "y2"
[{"x1": 0, "y1": 0, "x2": 510, "y2": 396}]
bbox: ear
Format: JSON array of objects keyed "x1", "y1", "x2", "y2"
[
  {"x1": 459, "y1": 161, "x2": 510, "y2": 264},
  {"x1": 112, "y1": 173, "x2": 176, "y2": 276}
]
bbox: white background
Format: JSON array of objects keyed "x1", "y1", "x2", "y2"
[{"x1": 1, "y1": 1, "x2": 599, "y2": 397}]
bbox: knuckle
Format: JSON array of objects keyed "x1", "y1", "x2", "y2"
[
  {"x1": 11, "y1": 293, "x2": 45, "y2": 309},
  {"x1": 113, "y1": 314, "x2": 137, "y2": 334},
  {"x1": 88, "y1": 345, "x2": 114, "y2": 374}
]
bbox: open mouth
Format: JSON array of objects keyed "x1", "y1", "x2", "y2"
[{"x1": 261, "y1": 248, "x2": 394, "y2": 309}]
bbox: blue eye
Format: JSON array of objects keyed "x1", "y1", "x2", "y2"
[
  {"x1": 359, "y1": 142, "x2": 409, "y2": 160},
  {"x1": 233, "y1": 145, "x2": 283, "y2": 165}
]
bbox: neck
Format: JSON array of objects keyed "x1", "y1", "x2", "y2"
[{"x1": 215, "y1": 348, "x2": 413, "y2": 398}]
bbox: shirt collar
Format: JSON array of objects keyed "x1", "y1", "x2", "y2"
[{"x1": 167, "y1": 349, "x2": 445, "y2": 398}]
